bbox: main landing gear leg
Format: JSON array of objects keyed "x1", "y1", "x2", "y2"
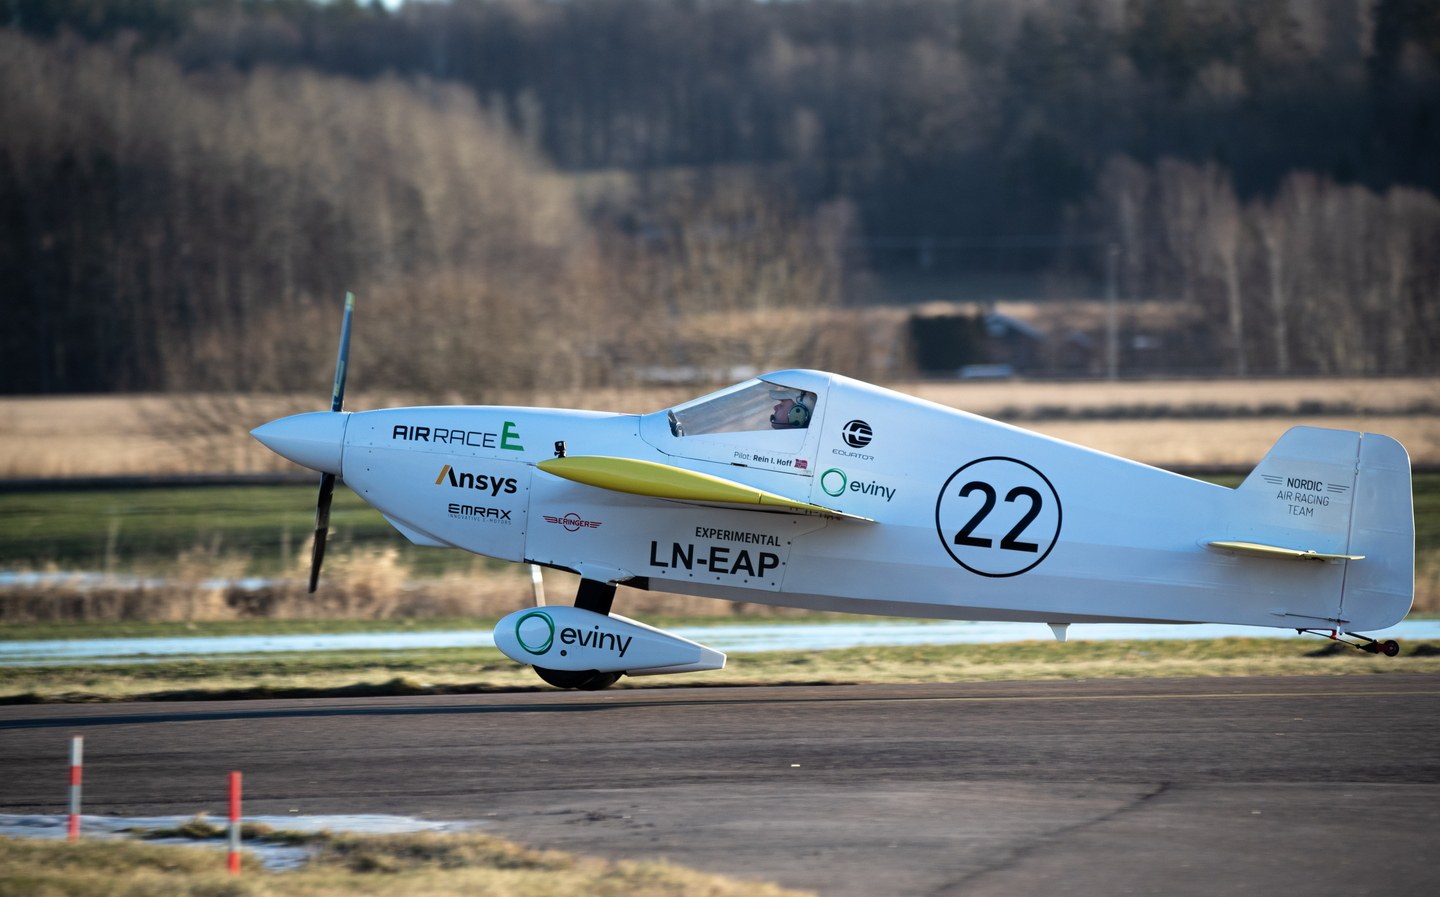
[
  {"x1": 1298, "y1": 629, "x2": 1401, "y2": 657},
  {"x1": 533, "y1": 579, "x2": 624, "y2": 691},
  {"x1": 574, "y1": 578, "x2": 615, "y2": 616}
]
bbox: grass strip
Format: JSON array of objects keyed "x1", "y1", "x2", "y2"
[
  {"x1": 3, "y1": 639, "x2": 1438, "y2": 704},
  {"x1": 4, "y1": 471, "x2": 1436, "y2": 575},
  {"x1": 0, "y1": 827, "x2": 813, "y2": 897}
]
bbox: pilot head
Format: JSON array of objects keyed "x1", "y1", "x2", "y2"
[{"x1": 769, "y1": 388, "x2": 812, "y2": 430}]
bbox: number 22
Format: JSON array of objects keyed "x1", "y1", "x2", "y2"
[{"x1": 952, "y1": 482, "x2": 1042, "y2": 553}]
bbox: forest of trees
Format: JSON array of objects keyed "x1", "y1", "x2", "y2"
[{"x1": 2, "y1": 0, "x2": 1438, "y2": 394}]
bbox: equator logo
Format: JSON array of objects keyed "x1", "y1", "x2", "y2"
[
  {"x1": 514, "y1": 611, "x2": 555, "y2": 655},
  {"x1": 842, "y1": 420, "x2": 873, "y2": 448}
]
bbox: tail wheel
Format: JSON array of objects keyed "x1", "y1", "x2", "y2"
[
  {"x1": 1299, "y1": 629, "x2": 1404, "y2": 658},
  {"x1": 534, "y1": 667, "x2": 622, "y2": 690}
]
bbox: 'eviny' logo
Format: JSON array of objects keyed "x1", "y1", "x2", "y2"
[
  {"x1": 512, "y1": 610, "x2": 634, "y2": 658},
  {"x1": 514, "y1": 611, "x2": 555, "y2": 654}
]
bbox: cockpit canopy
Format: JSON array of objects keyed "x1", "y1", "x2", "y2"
[
  {"x1": 642, "y1": 371, "x2": 832, "y2": 475},
  {"x1": 667, "y1": 379, "x2": 818, "y2": 437}
]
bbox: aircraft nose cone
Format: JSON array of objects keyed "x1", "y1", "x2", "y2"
[{"x1": 250, "y1": 411, "x2": 349, "y2": 475}]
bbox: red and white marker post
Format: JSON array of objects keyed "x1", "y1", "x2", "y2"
[
  {"x1": 67, "y1": 736, "x2": 83, "y2": 841},
  {"x1": 227, "y1": 771, "x2": 243, "y2": 875}
]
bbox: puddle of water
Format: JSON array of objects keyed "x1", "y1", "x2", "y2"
[
  {"x1": 0, "y1": 630, "x2": 498, "y2": 665},
  {"x1": 0, "y1": 570, "x2": 273, "y2": 592},
  {"x1": 0, "y1": 813, "x2": 479, "y2": 870}
]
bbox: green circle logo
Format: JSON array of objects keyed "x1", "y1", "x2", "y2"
[
  {"x1": 514, "y1": 611, "x2": 555, "y2": 655},
  {"x1": 820, "y1": 467, "x2": 848, "y2": 497}
]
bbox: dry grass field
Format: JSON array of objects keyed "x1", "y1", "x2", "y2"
[
  {"x1": 911, "y1": 377, "x2": 1440, "y2": 467},
  {"x1": 2, "y1": 378, "x2": 1436, "y2": 477},
  {"x1": 0, "y1": 829, "x2": 812, "y2": 897},
  {"x1": 903, "y1": 376, "x2": 1440, "y2": 415},
  {"x1": 1025, "y1": 417, "x2": 1440, "y2": 468}
]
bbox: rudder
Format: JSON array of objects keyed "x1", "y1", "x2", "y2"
[{"x1": 1342, "y1": 432, "x2": 1414, "y2": 631}]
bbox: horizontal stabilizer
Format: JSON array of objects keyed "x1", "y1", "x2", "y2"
[
  {"x1": 1206, "y1": 540, "x2": 1364, "y2": 562},
  {"x1": 538, "y1": 455, "x2": 872, "y2": 521}
]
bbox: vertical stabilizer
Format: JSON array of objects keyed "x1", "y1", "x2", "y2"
[
  {"x1": 1231, "y1": 426, "x2": 1363, "y2": 560},
  {"x1": 1227, "y1": 427, "x2": 1413, "y2": 631}
]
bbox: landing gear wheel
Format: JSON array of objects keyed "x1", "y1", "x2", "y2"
[
  {"x1": 529, "y1": 578, "x2": 624, "y2": 690},
  {"x1": 1381, "y1": 640, "x2": 1401, "y2": 657},
  {"x1": 533, "y1": 667, "x2": 622, "y2": 690}
]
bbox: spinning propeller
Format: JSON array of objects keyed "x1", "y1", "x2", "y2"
[{"x1": 308, "y1": 292, "x2": 354, "y2": 592}]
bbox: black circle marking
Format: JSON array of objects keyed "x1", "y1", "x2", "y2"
[
  {"x1": 935, "y1": 456, "x2": 1062, "y2": 577},
  {"x1": 842, "y1": 420, "x2": 873, "y2": 448}
]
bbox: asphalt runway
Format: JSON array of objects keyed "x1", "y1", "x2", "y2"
[{"x1": 4, "y1": 675, "x2": 1439, "y2": 896}]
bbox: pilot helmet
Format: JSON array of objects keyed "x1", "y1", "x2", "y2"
[{"x1": 769, "y1": 387, "x2": 812, "y2": 428}]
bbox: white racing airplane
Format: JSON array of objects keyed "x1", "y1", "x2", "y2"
[{"x1": 252, "y1": 295, "x2": 1415, "y2": 689}]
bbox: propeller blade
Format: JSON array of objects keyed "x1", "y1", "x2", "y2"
[
  {"x1": 330, "y1": 291, "x2": 355, "y2": 413},
  {"x1": 309, "y1": 472, "x2": 336, "y2": 593},
  {"x1": 311, "y1": 293, "x2": 353, "y2": 592}
]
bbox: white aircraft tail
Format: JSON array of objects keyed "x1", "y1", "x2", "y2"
[{"x1": 1227, "y1": 426, "x2": 1414, "y2": 631}]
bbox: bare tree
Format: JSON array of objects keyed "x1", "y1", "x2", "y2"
[{"x1": 1253, "y1": 200, "x2": 1290, "y2": 374}]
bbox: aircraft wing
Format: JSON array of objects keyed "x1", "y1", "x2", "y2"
[{"x1": 537, "y1": 455, "x2": 873, "y2": 522}]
